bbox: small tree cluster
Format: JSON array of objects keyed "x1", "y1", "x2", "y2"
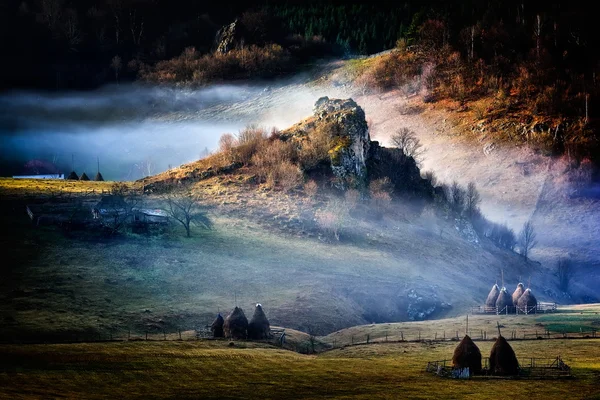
[{"x1": 391, "y1": 127, "x2": 424, "y2": 161}]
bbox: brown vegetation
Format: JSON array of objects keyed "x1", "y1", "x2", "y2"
[{"x1": 140, "y1": 45, "x2": 292, "y2": 84}]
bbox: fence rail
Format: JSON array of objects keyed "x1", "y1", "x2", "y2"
[
  {"x1": 426, "y1": 356, "x2": 572, "y2": 379},
  {"x1": 471, "y1": 302, "x2": 557, "y2": 315}
]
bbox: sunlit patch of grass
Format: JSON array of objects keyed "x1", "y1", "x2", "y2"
[{"x1": 0, "y1": 340, "x2": 599, "y2": 399}]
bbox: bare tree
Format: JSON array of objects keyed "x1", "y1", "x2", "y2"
[
  {"x1": 465, "y1": 182, "x2": 481, "y2": 219},
  {"x1": 163, "y1": 194, "x2": 212, "y2": 237},
  {"x1": 391, "y1": 127, "x2": 424, "y2": 160},
  {"x1": 519, "y1": 219, "x2": 537, "y2": 259},
  {"x1": 556, "y1": 257, "x2": 573, "y2": 292},
  {"x1": 111, "y1": 55, "x2": 122, "y2": 83},
  {"x1": 447, "y1": 180, "x2": 465, "y2": 214}
]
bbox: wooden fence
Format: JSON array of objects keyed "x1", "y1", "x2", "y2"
[
  {"x1": 427, "y1": 356, "x2": 572, "y2": 379},
  {"x1": 471, "y1": 302, "x2": 557, "y2": 315}
]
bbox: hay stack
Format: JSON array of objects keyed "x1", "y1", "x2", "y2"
[
  {"x1": 512, "y1": 283, "x2": 525, "y2": 306},
  {"x1": 489, "y1": 336, "x2": 519, "y2": 375},
  {"x1": 517, "y1": 288, "x2": 537, "y2": 310},
  {"x1": 66, "y1": 171, "x2": 79, "y2": 180},
  {"x1": 94, "y1": 172, "x2": 105, "y2": 181},
  {"x1": 485, "y1": 284, "x2": 500, "y2": 307},
  {"x1": 247, "y1": 303, "x2": 270, "y2": 340},
  {"x1": 79, "y1": 172, "x2": 90, "y2": 181},
  {"x1": 211, "y1": 313, "x2": 224, "y2": 338},
  {"x1": 223, "y1": 307, "x2": 248, "y2": 339},
  {"x1": 452, "y1": 335, "x2": 482, "y2": 375},
  {"x1": 495, "y1": 287, "x2": 512, "y2": 312}
]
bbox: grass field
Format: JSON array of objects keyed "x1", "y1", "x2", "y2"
[
  {"x1": 0, "y1": 338, "x2": 599, "y2": 399},
  {"x1": 322, "y1": 304, "x2": 600, "y2": 346},
  {"x1": 0, "y1": 178, "x2": 537, "y2": 340}
]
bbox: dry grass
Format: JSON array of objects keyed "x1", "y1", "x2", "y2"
[{"x1": 0, "y1": 338, "x2": 598, "y2": 399}]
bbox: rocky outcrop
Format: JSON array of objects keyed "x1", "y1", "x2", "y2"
[
  {"x1": 215, "y1": 20, "x2": 240, "y2": 54},
  {"x1": 312, "y1": 97, "x2": 370, "y2": 189}
]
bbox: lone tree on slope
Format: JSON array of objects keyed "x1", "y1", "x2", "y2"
[
  {"x1": 163, "y1": 193, "x2": 212, "y2": 237},
  {"x1": 519, "y1": 219, "x2": 537, "y2": 259}
]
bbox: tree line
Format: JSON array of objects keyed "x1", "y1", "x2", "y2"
[{"x1": 2, "y1": 1, "x2": 598, "y2": 92}]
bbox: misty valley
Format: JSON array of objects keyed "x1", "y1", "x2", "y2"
[{"x1": 1, "y1": 1, "x2": 600, "y2": 399}]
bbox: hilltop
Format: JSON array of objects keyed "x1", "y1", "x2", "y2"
[{"x1": 0, "y1": 96, "x2": 541, "y2": 342}]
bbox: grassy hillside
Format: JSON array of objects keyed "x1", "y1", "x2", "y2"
[
  {"x1": 1, "y1": 338, "x2": 599, "y2": 399},
  {"x1": 0, "y1": 175, "x2": 534, "y2": 341}
]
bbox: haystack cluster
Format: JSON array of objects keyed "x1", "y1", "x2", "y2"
[
  {"x1": 452, "y1": 334, "x2": 520, "y2": 376},
  {"x1": 485, "y1": 282, "x2": 538, "y2": 313},
  {"x1": 216, "y1": 304, "x2": 271, "y2": 340}
]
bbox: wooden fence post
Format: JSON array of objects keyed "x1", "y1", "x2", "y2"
[
  {"x1": 145, "y1": 332, "x2": 148, "y2": 341},
  {"x1": 367, "y1": 334, "x2": 370, "y2": 344},
  {"x1": 179, "y1": 330, "x2": 182, "y2": 340}
]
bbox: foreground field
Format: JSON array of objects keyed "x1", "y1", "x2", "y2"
[{"x1": 1, "y1": 338, "x2": 599, "y2": 399}]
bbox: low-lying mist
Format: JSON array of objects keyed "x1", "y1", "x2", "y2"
[{"x1": 0, "y1": 76, "x2": 343, "y2": 181}]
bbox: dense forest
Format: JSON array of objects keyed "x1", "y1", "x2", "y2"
[{"x1": 1, "y1": 1, "x2": 598, "y2": 91}]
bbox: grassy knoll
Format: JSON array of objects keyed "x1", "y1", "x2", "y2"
[
  {"x1": 322, "y1": 304, "x2": 600, "y2": 346},
  {"x1": 0, "y1": 339, "x2": 599, "y2": 399}
]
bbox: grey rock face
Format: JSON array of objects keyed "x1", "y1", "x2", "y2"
[{"x1": 313, "y1": 96, "x2": 370, "y2": 189}]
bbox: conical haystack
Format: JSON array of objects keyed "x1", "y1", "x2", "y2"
[
  {"x1": 489, "y1": 336, "x2": 519, "y2": 375},
  {"x1": 247, "y1": 303, "x2": 270, "y2": 340},
  {"x1": 66, "y1": 171, "x2": 79, "y2": 180},
  {"x1": 512, "y1": 283, "x2": 525, "y2": 306},
  {"x1": 495, "y1": 287, "x2": 512, "y2": 313},
  {"x1": 94, "y1": 172, "x2": 105, "y2": 181},
  {"x1": 223, "y1": 307, "x2": 248, "y2": 339},
  {"x1": 485, "y1": 284, "x2": 500, "y2": 307},
  {"x1": 517, "y1": 288, "x2": 537, "y2": 311},
  {"x1": 211, "y1": 313, "x2": 224, "y2": 338},
  {"x1": 79, "y1": 172, "x2": 90, "y2": 181},
  {"x1": 452, "y1": 335, "x2": 482, "y2": 375}
]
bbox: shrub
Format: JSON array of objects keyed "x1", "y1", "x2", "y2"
[
  {"x1": 315, "y1": 198, "x2": 349, "y2": 241},
  {"x1": 141, "y1": 44, "x2": 292, "y2": 84},
  {"x1": 219, "y1": 133, "x2": 237, "y2": 163},
  {"x1": 267, "y1": 161, "x2": 303, "y2": 192},
  {"x1": 369, "y1": 177, "x2": 393, "y2": 219},
  {"x1": 298, "y1": 122, "x2": 335, "y2": 170},
  {"x1": 235, "y1": 126, "x2": 268, "y2": 165},
  {"x1": 304, "y1": 180, "x2": 318, "y2": 198},
  {"x1": 251, "y1": 139, "x2": 298, "y2": 185}
]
